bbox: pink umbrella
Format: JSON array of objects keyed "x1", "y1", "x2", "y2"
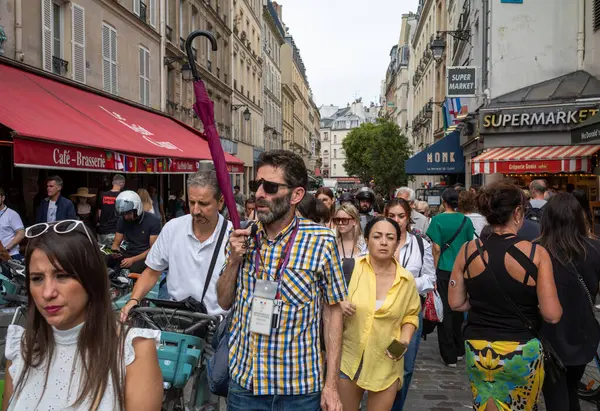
[{"x1": 186, "y1": 30, "x2": 241, "y2": 229}]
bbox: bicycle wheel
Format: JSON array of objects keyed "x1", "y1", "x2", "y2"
[{"x1": 579, "y1": 353, "x2": 600, "y2": 400}]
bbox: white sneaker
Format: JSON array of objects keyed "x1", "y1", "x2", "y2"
[{"x1": 442, "y1": 359, "x2": 458, "y2": 368}]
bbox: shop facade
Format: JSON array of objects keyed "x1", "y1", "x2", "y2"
[
  {"x1": 0, "y1": 58, "x2": 243, "y2": 224},
  {"x1": 468, "y1": 71, "x2": 600, "y2": 198}
]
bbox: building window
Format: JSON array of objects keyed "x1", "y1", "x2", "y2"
[
  {"x1": 139, "y1": 46, "x2": 150, "y2": 106},
  {"x1": 102, "y1": 23, "x2": 118, "y2": 94},
  {"x1": 595, "y1": 0, "x2": 600, "y2": 31},
  {"x1": 333, "y1": 149, "x2": 337, "y2": 158},
  {"x1": 52, "y1": 3, "x2": 62, "y2": 70},
  {"x1": 333, "y1": 135, "x2": 337, "y2": 144}
]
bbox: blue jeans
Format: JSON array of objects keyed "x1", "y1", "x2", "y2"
[
  {"x1": 391, "y1": 310, "x2": 423, "y2": 411},
  {"x1": 227, "y1": 380, "x2": 321, "y2": 411}
]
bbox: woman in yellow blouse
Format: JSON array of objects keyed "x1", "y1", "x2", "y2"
[{"x1": 340, "y1": 216, "x2": 421, "y2": 411}]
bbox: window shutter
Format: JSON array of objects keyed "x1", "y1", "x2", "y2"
[
  {"x1": 110, "y1": 28, "x2": 118, "y2": 94},
  {"x1": 41, "y1": 0, "x2": 53, "y2": 71},
  {"x1": 139, "y1": 48, "x2": 145, "y2": 103},
  {"x1": 144, "y1": 49, "x2": 150, "y2": 105},
  {"x1": 150, "y1": 0, "x2": 156, "y2": 27},
  {"x1": 102, "y1": 24, "x2": 111, "y2": 92},
  {"x1": 595, "y1": 0, "x2": 600, "y2": 31},
  {"x1": 133, "y1": 0, "x2": 140, "y2": 16},
  {"x1": 71, "y1": 4, "x2": 86, "y2": 83}
]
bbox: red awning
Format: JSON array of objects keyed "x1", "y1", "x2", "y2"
[
  {"x1": 0, "y1": 62, "x2": 243, "y2": 174},
  {"x1": 471, "y1": 145, "x2": 600, "y2": 175}
]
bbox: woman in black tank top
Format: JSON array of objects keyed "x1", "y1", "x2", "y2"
[{"x1": 448, "y1": 182, "x2": 562, "y2": 411}]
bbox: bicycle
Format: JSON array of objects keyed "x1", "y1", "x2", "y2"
[
  {"x1": 0, "y1": 293, "x2": 28, "y2": 404},
  {"x1": 129, "y1": 299, "x2": 220, "y2": 411},
  {"x1": 579, "y1": 347, "x2": 600, "y2": 402}
]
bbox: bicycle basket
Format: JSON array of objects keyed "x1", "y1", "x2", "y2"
[
  {"x1": 158, "y1": 331, "x2": 204, "y2": 389},
  {"x1": 0, "y1": 275, "x2": 19, "y2": 305}
]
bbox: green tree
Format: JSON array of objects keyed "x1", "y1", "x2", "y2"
[
  {"x1": 342, "y1": 122, "x2": 377, "y2": 184},
  {"x1": 369, "y1": 119, "x2": 412, "y2": 196},
  {"x1": 343, "y1": 119, "x2": 412, "y2": 196}
]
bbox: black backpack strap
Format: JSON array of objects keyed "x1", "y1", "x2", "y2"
[
  {"x1": 201, "y1": 220, "x2": 229, "y2": 303},
  {"x1": 415, "y1": 234, "x2": 424, "y2": 266},
  {"x1": 440, "y1": 216, "x2": 468, "y2": 255}
]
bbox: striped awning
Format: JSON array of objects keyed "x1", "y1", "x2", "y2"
[{"x1": 471, "y1": 145, "x2": 600, "y2": 175}]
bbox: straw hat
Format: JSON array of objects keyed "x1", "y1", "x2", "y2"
[{"x1": 70, "y1": 187, "x2": 96, "y2": 201}]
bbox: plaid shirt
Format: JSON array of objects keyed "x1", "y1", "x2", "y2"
[{"x1": 226, "y1": 216, "x2": 346, "y2": 395}]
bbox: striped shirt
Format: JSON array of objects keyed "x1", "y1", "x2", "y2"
[{"x1": 226, "y1": 216, "x2": 346, "y2": 395}]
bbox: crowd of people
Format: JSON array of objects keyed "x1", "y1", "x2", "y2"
[{"x1": 0, "y1": 149, "x2": 599, "y2": 411}]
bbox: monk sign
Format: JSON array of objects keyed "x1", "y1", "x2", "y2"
[{"x1": 447, "y1": 67, "x2": 477, "y2": 97}]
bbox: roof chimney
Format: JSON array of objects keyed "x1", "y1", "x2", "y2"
[{"x1": 273, "y1": 2, "x2": 283, "y2": 20}]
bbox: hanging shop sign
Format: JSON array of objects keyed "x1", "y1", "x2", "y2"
[
  {"x1": 446, "y1": 67, "x2": 477, "y2": 97},
  {"x1": 481, "y1": 105, "x2": 599, "y2": 134},
  {"x1": 13, "y1": 138, "x2": 244, "y2": 174}
]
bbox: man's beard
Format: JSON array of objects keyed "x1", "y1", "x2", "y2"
[{"x1": 256, "y1": 193, "x2": 292, "y2": 224}]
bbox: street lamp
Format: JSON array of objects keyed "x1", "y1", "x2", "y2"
[
  {"x1": 181, "y1": 63, "x2": 193, "y2": 82},
  {"x1": 429, "y1": 29, "x2": 471, "y2": 62},
  {"x1": 424, "y1": 102, "x2": 433, "y2": 119},
  {"x1": 232, "y1": 104, "x2": 251, "y2": 121}
]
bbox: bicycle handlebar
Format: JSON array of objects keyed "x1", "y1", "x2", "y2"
[
  {"x1": 129, "y1": 306, "x2": 220, "y2": 336},
  {"x1": 3, "y1": 294, "x2": 28, "y2": 305}
]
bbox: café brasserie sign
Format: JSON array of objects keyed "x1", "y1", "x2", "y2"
[{"x1": 481, "y1": 106, "x2": 599, "y2": 134}]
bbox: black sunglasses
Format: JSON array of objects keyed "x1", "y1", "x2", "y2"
[{"x1": 249, "y1": 179, "x2": 291, "y2": 194}]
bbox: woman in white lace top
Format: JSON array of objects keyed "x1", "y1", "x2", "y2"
[{"x1": 2, "y1": 220, "x2": 163, "y2": 410}]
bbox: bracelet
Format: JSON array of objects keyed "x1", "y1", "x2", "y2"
[{"x1": 129, "y1": 298, "x2": 140, "y2": 306}]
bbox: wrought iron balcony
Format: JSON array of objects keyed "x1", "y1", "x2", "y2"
[
  {"x1": 52, "y1": 56, "x2": 69, "y2": 75},
  {"x1": 139, "y1": 1, "x2": 147, "y2": 22},
  {"x1": 207, "y1": 60, "x2": 212, "y2": 72},
  {"x1": 166, "y1": 25, "x2": 173, "y2": 42},
  {"x1": 192, "y1": 47, "x2": 197, "y2": 61}
]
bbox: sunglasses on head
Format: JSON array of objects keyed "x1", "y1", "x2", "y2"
[
  {"x1": 249, "y1": 179, "x2": 291, "y2": 194},
  {"x1": 25, "y1": 220, "x2": 93, "y2": 245},
  {"x1": 333, "y1": 217, "x2": 353, "y2": 225}
]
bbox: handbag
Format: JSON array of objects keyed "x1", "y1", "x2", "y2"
[
  {"x1": 424, "y1": 290, "x2": 444, "y2": 323},
  {"x1": 474, "y1": 240, "x2": 566, "y2": 383},
  {"x1": 207, "y1": 311, "x2": 232, "y2": 396},
  {"x1": 569, "y1": 262, "x2": 600, "y2": 330}
]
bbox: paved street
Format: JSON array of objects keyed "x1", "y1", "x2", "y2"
[{"x1": 403, "y1": 332, "x2": 597, "y2": 411}]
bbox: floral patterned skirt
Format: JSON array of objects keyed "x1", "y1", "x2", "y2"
[{"x1": 465, "y1": 339, "x2": 544, "y2": 411}]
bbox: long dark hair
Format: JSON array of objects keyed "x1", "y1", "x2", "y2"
[
  {"x1": 572, "y1": 189, "x2": 594, "y2": 233},
  {"x1": 316, "y1": 187, "x2": 336, "y2": 219},
  {"x1": 441, "y1": 188, "x2": 459, "y2": 210},
  {"x1": 384, "y1": 198, "x2": 413, "y2": 232},
  {"x1": 539, "y1": 192, "x2": 588, "y2": 265},
  {"x1": 15, "y1": 225, "x2": 126, "y2": 409}
]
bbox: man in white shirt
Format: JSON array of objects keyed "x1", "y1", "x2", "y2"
[
  {"x1": 396, "y1": 187, "x2": 430, "y2": 236},
  {"x1": 0, "y1": 188, "x2": 25, "y2": 261},
  {"x1": 120, "y1": 171, "x2": 232, "y2": 319}
]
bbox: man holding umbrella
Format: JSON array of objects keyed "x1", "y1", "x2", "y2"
[{"x1": 217, "y1": 150, "x2": 345, "y2": 411}]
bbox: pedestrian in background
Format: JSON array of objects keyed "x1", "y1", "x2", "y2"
[
  {"x1": 148, "y1": 185, "x2": 166, "y2": 225},
  {"x1": 339, "y1": 216, "x2": 420, "y2": 411},
  {"x1": 426, "y1": 188, "x2": 474, "y2": 367},
  {"x1": 137, "y1": 188, "x2": 155, "y2": 214},
  {"x1": 448, "y1": 181, "x2": 561, "y2": 411},
  {"x1": 384, "y1": 199, "x2": 435, "y2": 410},
  {"x1": 0, "y1": 187, "x2": 25, "y2": 261},
  {"x1": 70, "y1": 187, "x2": 96, "y2": 229},
  {"x1": 316, "y1": 187, "x2": 336, "y2": 229},
  {"x1": 36, "y1": 175, "x2": 76, "y2": 224},
  {"x1": 396, "y1": 187, "x2": 430, "y2": 236},
  {"x1": 96, "y1": 174, "x2": 125, "y2": 247},
  {"x1": 458, "y1": 190, "x2": 487, "y2": 238},
  {"x1": 539, "y1": 193, "x2": 600, "y2": 411},
  {"x1": 233, "y1": 185, "x2": 244, "y2": 206}
]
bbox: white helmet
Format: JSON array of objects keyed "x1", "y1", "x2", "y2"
[{"x1": 115, "y1": 190, "x2": 143, "y2": 217}]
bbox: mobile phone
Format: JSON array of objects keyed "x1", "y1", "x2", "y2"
[{"x1": 386, "y1": 339, "x2": 408, "y2": 360}]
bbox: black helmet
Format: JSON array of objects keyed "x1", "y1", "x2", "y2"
[
  {"x1": 355, "y1": 187, "x2": 376, "y2": 203},
  {"x1": 339, "y1": 192, "x2": 354, "y2": 204}
]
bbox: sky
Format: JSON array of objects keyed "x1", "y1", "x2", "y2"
[{"x1": 276, "y1": 0, "x2": 419, "y2": 108}]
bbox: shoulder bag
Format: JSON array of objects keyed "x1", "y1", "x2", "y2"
[
  {"x1": 440, "y1": 216, "x2": 468, "y2": 256},
  {"x1": 474, "y1": 240, "x2": 566, "y2": 383},
  {"x1": 570, "y1": 261, "x2": 600, "y2": 330}
]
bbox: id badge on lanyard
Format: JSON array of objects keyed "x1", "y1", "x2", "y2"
[{"x1": 249, "y1": 222, "x2": 299, "y2": 336}]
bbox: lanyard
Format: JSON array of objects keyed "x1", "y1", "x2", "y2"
[
  {"x1": 399, "y1": 237, "x2": 413, "y2": 269},
  {"x1": 254, "y1": 221, "x2": 300, "y2": 297},
  {"x1": 340, "y1": 238, "x2": 354, "y2": 259},
  {"x1": 0, "y1": 207, "x2": 7, "y2": 221}
]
